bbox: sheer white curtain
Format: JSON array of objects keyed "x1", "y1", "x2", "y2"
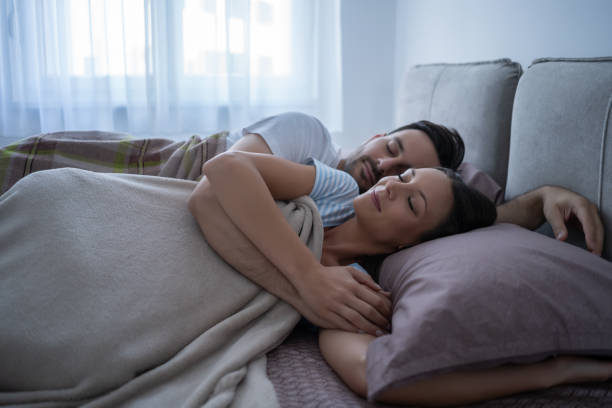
[{"x1": 0, "y1": 0, "x2": 342, "y2": 142}]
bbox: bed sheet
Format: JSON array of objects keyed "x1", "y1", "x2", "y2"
[{"x1": 268, "y1": 326, "x2": 612, "y2": 408}]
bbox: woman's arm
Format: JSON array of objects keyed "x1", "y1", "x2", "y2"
[
  {"x1": 188, "y1": 178, "x2": 332, "y2": 326},
  {"x1": 319, "y1": 329, "x2": 612, "y2": 406},
  {"x1": 189, "y1": 151, "x2": 391, "y2": 335}
]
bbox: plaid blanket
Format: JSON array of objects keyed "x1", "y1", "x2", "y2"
[{"x1": 0, "y1": 130, "x2": 228, "y2": 195}]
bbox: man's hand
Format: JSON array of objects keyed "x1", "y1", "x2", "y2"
[
  {"x1": 540, "y1": 186, "x2": 604, "y2": 256},
  {"x1": 497, "y1": 185, "x2": 604, "y2": 256},
  {"x1": 294, "y1": 264, "x2": 392, "y2": 336}
]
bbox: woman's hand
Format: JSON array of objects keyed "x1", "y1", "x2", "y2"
[{"x1": 295, "y1": 264, "x2": 392, "y2": 336}]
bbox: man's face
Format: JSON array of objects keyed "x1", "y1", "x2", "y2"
[{"x1": 342, "y1": 129, "x2": 441, "y2": 192}]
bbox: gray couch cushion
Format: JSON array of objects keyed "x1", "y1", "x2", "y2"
[
  {"x1": 395, "y1": 59, "x2": 522, "y2": 189},
  {"x1": 506, "y1": 57, "x2": 612, "y2": 260}
]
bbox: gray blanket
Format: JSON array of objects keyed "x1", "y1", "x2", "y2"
[{"x1": 0, "y1": 168, "x2": 323, "y2": 407}]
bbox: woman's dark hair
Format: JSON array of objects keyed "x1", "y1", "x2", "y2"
[
  {"x1": 360, "y1": 168, "x2": 496, "y2": 280},
  {"x1": 420, "y1": 167, "x2": 497, "y2": 243},
  {"x1": 388, "y1": 121, "x2": 465, "y2": 171}
]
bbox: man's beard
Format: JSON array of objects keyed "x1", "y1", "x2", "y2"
[{"x1": 342, "y1": 150, "x2": 381, "y2": 193}]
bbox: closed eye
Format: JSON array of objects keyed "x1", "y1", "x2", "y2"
[
  {"x1": 398, "y1": 170, "x2": 412, "y2": 183},
  {"x1": 408, "y1": 196, "x2": 416, "y2": 214},
  {"x1": 387, "y1": 140, "x2": 401, "y2": 156}
]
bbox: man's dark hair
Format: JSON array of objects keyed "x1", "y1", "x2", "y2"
[
  {"x1": 420, "y1": 167, "x2": 497, "y2": 243},
  {"x1": 388, "y1": 120, "x2": 465, "y2": 171}
]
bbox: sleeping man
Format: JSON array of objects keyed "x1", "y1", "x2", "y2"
[{"x1": 189, "y1": 111, "x2": 605, "y2": 336}]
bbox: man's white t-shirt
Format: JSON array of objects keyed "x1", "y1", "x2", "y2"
[
  {"x1": 226, "y1": 112, "x2": 342, "y2": 169},
  {"x1": 227, "y1": 112, "x2": 369, "y2": 278}
]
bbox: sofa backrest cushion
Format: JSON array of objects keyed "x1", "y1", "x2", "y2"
[
  {"x1": 506, "y1": 57, "x2": 612, "y2": 260},
  {"x1": 395, "y1": 59, "x2": 522, "y2": 189}
]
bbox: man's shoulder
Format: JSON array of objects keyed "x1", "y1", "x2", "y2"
[
  {"x1": 244, "y1": 112, "x2": 327, "y2": 136},
  {"x1": 242, "y1": 112, "x2": 339, "y2": 166},
  {"x1": 270, "y1": 112, "x2": 327, "y2": 134},
  {"x1": 275, "y1": 111, "x2": 322, "y2": 122}
]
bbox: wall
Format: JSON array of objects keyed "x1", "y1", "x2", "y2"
[
  {"x1": 336, "y1": 0, "x2": 397, "y2": 150},
  {"x1": 393, "y1": 0, "x2": 612, "y2": 120}
]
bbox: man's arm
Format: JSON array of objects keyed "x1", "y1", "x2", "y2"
[{"x1": 496, "y1": 185, "x2": 604, "y2": 255}]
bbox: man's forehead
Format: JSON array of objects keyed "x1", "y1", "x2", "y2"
[
  {"x1": 390, "y1": 128, "x2": 429, "y2": 145},
  {"x1": 390, "y1": 129, "x2": 440, "y2": 167}
]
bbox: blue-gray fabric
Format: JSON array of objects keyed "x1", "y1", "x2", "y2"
[
  {"x1": 395, "y1": 59, "x2": 522, "y2": 189},
  {"x1": 506, "y1": 57, "x2": 612, "y2": 260},
  {"x1": 305, "y1": 159, "x2": 369, "y2": 275},
  {"x1": 307, "y1": 158, "x2": 357, "y2": 227}
]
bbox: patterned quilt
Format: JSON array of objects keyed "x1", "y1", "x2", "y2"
[{"x1": 0, "y1": 130, "x2": 227, "y2": 195}]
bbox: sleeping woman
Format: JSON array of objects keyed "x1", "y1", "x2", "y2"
[{"x1": 188, "y1": 149, "x2": 612, "y2": 406}]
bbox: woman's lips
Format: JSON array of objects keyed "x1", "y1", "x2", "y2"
[{"x1": 370, "y1": 190, "x2": 381, "y2": 212}]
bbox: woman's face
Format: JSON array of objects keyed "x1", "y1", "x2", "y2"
[{"x1": 352, "y1": 168, "x2": 454, "y2": 250}]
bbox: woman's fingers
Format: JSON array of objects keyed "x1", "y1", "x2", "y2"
[
  {"x1": 303, "y1": 307, "x2": 358, "y2": 334},
  {"x1": 349, "y1": 269, "x2": 393, "y2": 316},
  {"x1": 335, "y1": 306, "x2": 387, "y2": 337},
  {"x1": 353, "y1": 298, "x2": 390, "y2": 334},
  {"x1": 355, "y1": 288, "x2": 392, "y2": 326},
  {"x1": 349, "y1": 267, "x2": 384, "y2": 292},
  {"x1": 327, "y1": 313, "x2": 359, "y2": 333},
  {"x1": 301, "y1": 265, "x2": 392, "y2": 335}
]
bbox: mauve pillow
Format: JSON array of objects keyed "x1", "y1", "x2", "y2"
[
  {"x1": 457, "y1": 162, "x2": 504, "y2": 205},
  {"x1": 366, "y1": 223, "x2": 612, "y2": 400}
]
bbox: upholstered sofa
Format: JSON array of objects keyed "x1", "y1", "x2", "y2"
[
  {"x1": 395, "y1": 57, "x2": 611, "y2": 259},
  {"x1": 268, "y1": 57, "x2": 612, "y2": 407},
  {"x1": 1, "y1": 57, "x2": 610, "y2": 408}
]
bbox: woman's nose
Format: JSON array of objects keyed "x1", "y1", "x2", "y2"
[{"x1": 386, "y1": 178, "x2": 409, "y2": 199}]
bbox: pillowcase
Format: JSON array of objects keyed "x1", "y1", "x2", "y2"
[
  {"x1": 366, "y1": 223, "x2": 612, "y2": 400},
  {"x1": 457, "y1": 162, "x2": 504, "y2": 205}
]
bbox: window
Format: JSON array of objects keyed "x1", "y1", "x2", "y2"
[{"x1": 1, "y1": 0, "x2": 341, "y2": 138}]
